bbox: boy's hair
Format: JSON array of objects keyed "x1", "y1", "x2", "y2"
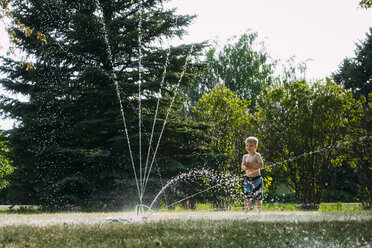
[{"x1": 245, "y1": 136, "x2": 259, "y2": 146}]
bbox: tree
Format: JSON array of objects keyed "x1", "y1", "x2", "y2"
[
  {"x1": 347, "y1": 94, "x2": 372, "y2": 208},
  {"x1": 0, "y1": 0, "x2": 212, "y2": 209},
  {"x1": 1, "y1": 0, "x2": 47, "y2": 57},
  {"x1": 349, "y1": 136, "x2": 372, "y2": 209},
  {"x1": 359, "y1": 0, "x2": 372, "y2": 9},
  {"x1": 182, "y1": 48, "x2": 218, "y2": 113},
  {"x1": 254, "y1": 80, "x2": 364, "y2": 209},
  {"x1": 333, "y1": 29, "x2": 372, "y2": 208},
  {"x1": 193, "y1": 84, "x2": 252, "y2": 174},
  {"x1": 192, "y1": 84, "x2": 252, "y2": 206},
  {"x1": 333, "y1": 28, "x2": 372, "y2": 101},
  {"x1": 184, "y1": 31, "x2": 276, "y2": 112},
  {"x1": 0, "y1": 131, "x2": 13, "y2": 189}
]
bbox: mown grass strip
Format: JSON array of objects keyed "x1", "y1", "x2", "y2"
[{"x1": 0, "y1": 218, "x2": 371, "y2": 247}]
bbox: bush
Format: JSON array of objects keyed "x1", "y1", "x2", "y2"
[
  {"x1": 264, "y1": 191, "x2": 296, "y2": 203},
  {"x1": 319, "y1": 202, "x2": 363, "y2": 211},
  {"x1": 321, "y1": 189, "x2": 357, "y2": 203}
]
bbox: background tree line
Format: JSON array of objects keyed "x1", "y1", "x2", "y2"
[
  {"x1": 187, "y1": 28, "x2": 372, "y2": 209},
  {"x1": 0, "y1": 0, "x2": 371, "y2": 210}
]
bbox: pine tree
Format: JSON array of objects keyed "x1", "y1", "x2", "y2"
[
  {"x1": 333, "y1": 28, "x2": 372, "y2": 101},
  {"x1": 0, "y1": 0, "x2": 213, "y2": 209}
]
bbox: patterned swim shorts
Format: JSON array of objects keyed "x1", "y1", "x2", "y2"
[{"x1": 244, "y1": 176, "x2": 263, "y2": 201}]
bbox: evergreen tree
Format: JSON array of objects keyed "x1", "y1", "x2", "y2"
[
  {"x1": 0, "y1": 0, "x2": 212, "y2": 209},
  {"x1": 333, "y1": 28, "x2": 372, "y2": 101},
  {"x1": 360, "y1": 0, "x2": 372, "y2": 9}
]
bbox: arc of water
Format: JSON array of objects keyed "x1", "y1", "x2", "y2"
[
  {"x1": 141, "y1": 47, "x2": 171, "y2": 198},
  {"x1": 94, "y1": 0, "x2": 141, "y2": 196},
  {"x1": 162, "y1": 185, "x2": 219, "y2": 210},
  {"x1": 114, "y1": 82, "x2": 140, "y2": 196},
  {"x1": 148, "y1": 168, "x2": 236, "y2": 210},
  {"x1": 148, "y1": 135, "x2": 371, "y2": 211},
  {"x1": 137, "y1": 0, "x2": 144, "y2": 198},
  {"x1": 142, "y1": 16, "x2": 180, "y2": 199},
  {"x1": 142, "y1": 44, "x2": 195, "y2": 197}
]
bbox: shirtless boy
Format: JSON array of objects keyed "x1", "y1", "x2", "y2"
[{"x1": 241, "y1": 136, "x2": 264, "y2": 212}]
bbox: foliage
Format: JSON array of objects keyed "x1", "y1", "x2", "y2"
[
  {"x1": 318, "y1": 202, "x2": 364, "y2": 211},
  {"x1": 321, "y1": 189, "x2": 356, "y2": 203},
  {"x1": 322, "y1": 165, "x2": 359, "y2": 203},
  {"x1": 263, "y1": 191, "x2": 296, "y2": 203},
  {"x1": 276, "y1": 56, "x2": 308, "y2": 86},
  {"x1": 184, "y1": 31, "x2": 276, "y2": 112},
  {"x1": 359, "y1": 0, "x2": 372, "y2": 9},
  {"x1": 333, "y1": 28, "x2": 372, "y2": 101},
  {"x1": 182, "y1": 48, "x2": 219, "y2": 112},
  {"x1": 0, "y1": 0, "x2": 47, "y2": 56},
  {"x1": 193, "y1": 84, "x2": 252, "y2": 174},
  {"x1": 0, "y1": 131, "x2": 14, "y2": 189},
  {"x1": 190, "y1": 85, "x2": 252, "y2": 207},
  {"x1": 216, "y1": 32, "x2": 276, "y2": 109},
  {"x1": 348, "y1": 129, "x2": 372, "y2": 209},
  {"x1": 0, "y1": 0, "x2": 214, "y2": 209},
  {"x1": 254, "y1": 80, "x2": 364, "y2": 209},
  {"x1": 334, "y1": 28, "x2": 372, "y2": 208}
]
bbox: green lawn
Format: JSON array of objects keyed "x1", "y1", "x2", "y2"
[{"x1": 0, "y1": 209, "x2": 371, "y2": 247}]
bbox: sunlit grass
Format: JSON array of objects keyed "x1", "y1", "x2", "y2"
[
  {"x1": 0, "y1": 202, "x2": 365, "y2": 214},
  {"x1": 177, "y1": 202, "x2": 364, "y2": 212},
  {"x1": 0, "y1": 205, "x2": 371, "y2": 247},
  {"x1": 0, "y1": 215, "x2": 371, "y2": 247}
]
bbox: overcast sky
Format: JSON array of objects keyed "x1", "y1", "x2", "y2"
[
  {"x1": 164, "y1": 0, "x2": 372, "y2": 79},
  {"x1": 0, "y1": 0, "x2": 372, "y2": 129}
]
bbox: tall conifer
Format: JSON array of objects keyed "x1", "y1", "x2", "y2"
[{"x1": 0, "y1": 0, "x2": 213, "y2": 209}]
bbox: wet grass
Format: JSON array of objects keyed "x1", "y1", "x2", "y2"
[
  {"x1": 0, "y1": 202, "x2": 365, "y2": 214},
  {"x1": 0, "y1": 217, "x2": 371, "y2": 247},
  {"x1": 0, "y1": 210, "x2": 371, "y2": 247}
]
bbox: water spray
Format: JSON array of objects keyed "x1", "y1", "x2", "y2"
[{"x1": 142, "y1": 135, "x2": 371, "y2": 220}]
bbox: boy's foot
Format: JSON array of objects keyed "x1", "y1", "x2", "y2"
[{"x1": 244, "y1": 207, "x2": 254, "y2": 213}]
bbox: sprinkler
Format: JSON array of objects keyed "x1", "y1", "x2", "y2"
[
  {"x1": 135, "y1": 200, "x2": 157, "y2": 221},
  {"x1": 106, "y1": 199, "x2": 158, "y2": 223},
  {"x1": 136, "y1": 198, "x2": 144, "y2": 216}
]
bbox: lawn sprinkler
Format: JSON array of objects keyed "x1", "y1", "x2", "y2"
[
  {"x1": 136, "y1": 198, "x2": 144, "y2": 216},
  {"x1": 135, "y1": 198, "x2": 158, "y2": 221},
  {"x1": 106, "y1": 199, "x2": 158, "y2": 223},
  {"x1": 105, "y1": 217, "x2": 130, "y2": 223}
]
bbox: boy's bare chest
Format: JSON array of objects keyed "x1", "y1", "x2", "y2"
[{"x1": 244, "y1": 154, "x2": 256, "y2": 163}]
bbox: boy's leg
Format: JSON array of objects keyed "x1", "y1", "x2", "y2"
[
  {"x1": 244, "y1": 199, "x2": 252, "y2": 212},
  {"x1": 255, "y1": 200, "x2": 262, "y2": 212}
]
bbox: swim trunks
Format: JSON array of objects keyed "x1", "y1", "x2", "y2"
[{"x1": 244, "y1": 176, "x2": 263, "y2": 201}]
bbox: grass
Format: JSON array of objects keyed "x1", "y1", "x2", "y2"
[
  {"x1": 262, "y1": 202, "x2": 364, "y2": 211},
  {"x1": 0, "y1": 207, "x2": 371, "y2": 247},
  {"x1": 191, "y1": 202, "x2": 364, "y2": 212},
  {"x1": 0, "y1": 202, "x2": 365, "y2": 213},
  {"x1": 0, "y1": 216, "x2": 371, "y2": 247}
]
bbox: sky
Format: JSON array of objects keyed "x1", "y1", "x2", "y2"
[
  {"x1": 0, "y1": 0, "x2": 372, "y2": 129},
  {"x1": 164, "y1": 0, "x2": 372, "y2": 79}
]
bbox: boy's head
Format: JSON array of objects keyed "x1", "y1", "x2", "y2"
[{"x1": 245, "y1": 136, "x2": 259, "y2": 147}]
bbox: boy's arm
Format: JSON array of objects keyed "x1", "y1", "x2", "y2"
[
  {"x1": 241, "y1": 155, "x2": 247, "y2": 171},
  {"x1": 249, "y1": 153, "x2": 264, "y2": 169}
]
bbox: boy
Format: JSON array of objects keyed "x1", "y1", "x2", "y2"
[{"x1": 241, "y1": 136, "x2": 264, "y2": 212}]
